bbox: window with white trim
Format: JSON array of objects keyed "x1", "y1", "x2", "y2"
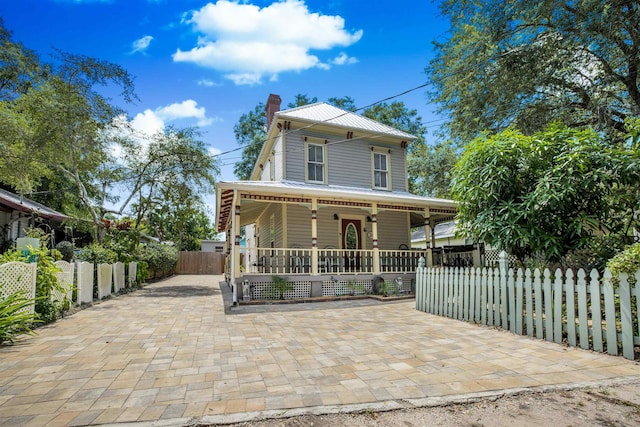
[
  {"x1": 373, "y1": 152, "x2": 389, "y2": 189},
  {"x1": 307, "y1": 143, "x2": 325, "y2": 183}
]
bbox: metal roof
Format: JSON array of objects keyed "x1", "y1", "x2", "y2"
[
  {"x1": 0, "y1": 188, "x2": 67, "y2": 221},
  {"x1": 411, "y1": 222, "x2": 458, "y2": 241},
  {"x1": 275, "y1": 102, "x2": 416, "y2": 140}
]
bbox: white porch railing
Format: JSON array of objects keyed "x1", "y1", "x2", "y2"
[{"x1": 244, "y1": 247, "x2": 425, "y2": 275}]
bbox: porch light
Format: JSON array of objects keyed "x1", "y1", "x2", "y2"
[
  {"x1": 366, "y1": 216, "x2": 372, "y2": 222},
  {"x1": 333, "y1": 213, "x2": 339, "y2": 220}
]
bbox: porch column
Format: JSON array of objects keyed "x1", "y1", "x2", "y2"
[
  {"x1": 230, "y1": 190, "x2": 241, "y2": 304},
  {"x1": 372, "y1": 203, "x2": 380, "y2": 274},
  {"x1": 311, "y1": 198, "x2": 318, "y2": 275},
  {"x1": 424, "y1": 208, "x2": 433, "y2": 267}
]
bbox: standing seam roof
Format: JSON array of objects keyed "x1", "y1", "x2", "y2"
[{"x1": 275, "y1": 102, "x2": 415, "y2": 139}]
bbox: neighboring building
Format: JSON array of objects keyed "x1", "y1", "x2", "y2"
[
  {"x1": 0, "y1": 188, "x2": 67, "y2": 250},
  {"x1": 410, "y1": 221, "x2": 473, "y2": 248},
  {"x1": 201, "y1": 240, "x2": 226, "y2": 253},
  {"x1": 411, "y1": 221, "x2": 479, "y2": 268},
  {"x1": 215, "y1": 94, "x2": 458, "y2": 303}
]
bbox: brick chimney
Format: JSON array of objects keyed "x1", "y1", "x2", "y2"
[{"x1": 265, "y1": 93, "x2": 281, "y2": 129}]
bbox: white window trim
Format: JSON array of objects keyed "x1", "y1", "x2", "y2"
[
  {"x1": 269, "y1": 155, "x2": 275, "y2": 181},
  {"x1": 305, "y1": 141, "x2": 327, "y2": 184},
  {"x1": 371, "y1": 149, "x2": 391, "y2": 191}
]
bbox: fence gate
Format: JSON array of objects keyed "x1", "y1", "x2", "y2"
[{"x1": 177, "y1": 252, "x2": 225, "y2": 275}]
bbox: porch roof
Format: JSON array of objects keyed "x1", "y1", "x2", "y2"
[
  {"x1": 0, "y1": 188, "x2": 67, "y2": 222},
  {"x1": 215, "y1": 180, "x2": 457, "y2": 230}
]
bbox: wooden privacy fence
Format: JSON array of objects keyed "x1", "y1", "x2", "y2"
[
  {"x1": 177, "y1": 251, "x2": 225, "y2": 274},
  {"x1": 415, "y1": 254, "x2": 640, "y2": 360}
]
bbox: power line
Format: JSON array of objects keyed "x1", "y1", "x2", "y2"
[{"x1": 213, "y1": 8, "x2": 623, "y2": 166}]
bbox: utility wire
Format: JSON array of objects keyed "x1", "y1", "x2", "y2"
[{"x1": 212, "y1": 8, "x2": 626, "y2": 164}]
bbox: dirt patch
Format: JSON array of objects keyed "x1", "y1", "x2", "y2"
[{"x1": 216, "y1": 383, "x2": 640, "y2": 427}]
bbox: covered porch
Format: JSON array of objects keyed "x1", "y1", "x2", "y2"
[{"x1": 216, "y1": 181, "x2": 459, "y2": 303}]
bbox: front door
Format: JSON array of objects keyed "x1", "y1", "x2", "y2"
[{"x1": 341, "y1": 219, "x2": 361, "y2": 270}]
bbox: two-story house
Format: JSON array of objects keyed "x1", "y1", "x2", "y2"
[{"x1": 215, "y1": 94, "x2": 458, "y2": 303}]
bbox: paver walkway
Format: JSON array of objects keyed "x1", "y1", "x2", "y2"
[{"x1": 1, "y1": 275, "x2": 639, "y2": 426}]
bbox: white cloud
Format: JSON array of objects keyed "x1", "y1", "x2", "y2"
[
  {"x1": 131, "y1": 35, "x2": 154, "y2": 54},
  {"x1": 197, "y1": 78, "x2": 222, "y2": 87},
  {"x1": 129, "y1": 100, "x2": 218, "y2": 136},
  {"x1": 208, "y1": 146, "x2": 222, "y2": 156},
  {"x1": 131, "y1": 109, "x2": 165, "y2": 135},
  {"x1": 331, "y1": 52, "x2": 358, "y2": 65},
  {"x1": 173, "y1": 0, "x2": 362, "y2": 85}
]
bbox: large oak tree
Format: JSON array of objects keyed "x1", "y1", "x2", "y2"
[{"x1": 429, "y1": 0, "x2": 640, "y2": 144}]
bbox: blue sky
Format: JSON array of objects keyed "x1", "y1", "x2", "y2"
[{"x1": 0, "y1": 0, "x2": 450, "y2": 182}]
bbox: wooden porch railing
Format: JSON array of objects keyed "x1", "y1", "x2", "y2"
[{"x1": 243, "y1": 247, "x2": 426, "y2": 275}]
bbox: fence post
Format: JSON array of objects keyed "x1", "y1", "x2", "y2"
[
  {"x1": 416, "y1": 257, "x2": 425, "y2": 312},
  {"x1": 498, "y1": 251, "x2": 508, "y2": 276}
]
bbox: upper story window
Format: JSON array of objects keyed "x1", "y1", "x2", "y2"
[
  {"x1": 372, "y1": 151, "x2": 390, "y2": 190},
  {"x1": 306, "y1": 143, "x2": 325, "y2": 183}
]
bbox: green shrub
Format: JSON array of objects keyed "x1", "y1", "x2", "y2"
[
  {"x1": 136, "y1": 261, "x2": 149, "y2": 285},
  {"x1": 102, "y1": 226, "x2": 139, "y2": 263},
  {"x1": 268, "y1": 275, "x2": 293, "y2": 300},
  {"x1": 55, "y1": 241, "x2": 75, "y2": 262},
  {"x1": 135, "y1": 243, "x2": 177, "y2": 278},
  {"x1": 34, "y1": 298, "x2": 60, "y2": 324},
  {"x1": 607, "y1": 243, "x2": 640, "y2": 279},
  {"x1": 77, "y1": 243, "x2": 117, "y2": 264},
  {"x1": 0, "y1": 291, "x2": 39, "y2": 344},
  {"x1": 1, "y1": 243, "x2": 66, "y2": 324}
]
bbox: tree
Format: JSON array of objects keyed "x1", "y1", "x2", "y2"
[
  {"x1": 363, "y1": 102, "x2": 427, "y2": 149},
  {"x1": 0, "y1": 19, "x2": 45, "y2": 101},
  {"x1": 233, "y1": 102, "x2": 267, "y2": 180},
  {"x1": 143, "y1": 183, "x2": 216, "y2": 251},
  {"x1": 429, "y1": 0, "x2": 640, "y2": 144},
  {"x1": 328, "y1": 96, "x2": 357, "y2": 111},
  {"x1": 0, "y1": 24, "x2": 219, "y2": 241},
  {"x1": 451, "y1": 123, "x2": 639, "y2": 265},
  {"x1": 287, "y1": 94, "x2": 317, "y2": 108},
  {"x1": 407, "y1": 141, "x2": 458, "y2": 198}
]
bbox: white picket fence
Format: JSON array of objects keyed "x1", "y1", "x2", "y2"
[{"x1": 415, "y1": 255, "x2": 640, "y2": 360}]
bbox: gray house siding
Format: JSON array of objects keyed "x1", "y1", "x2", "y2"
[
  {"x1": 284, "y1": 132, "x2": 306, "y2": 182},
  {"x1": 255, "y1": 204, "x2": 283, "y2": 249},
  {"x1": 285, "y1": 204, "x2": 310, "y2": 247},
  {"x1": 376, "y1": 210, "x2": 410, "y2": 250},
  {"x1": 284, "y1": 130, "x2": 407, "y2": 192},
  {"x1": 284, "y1": 204, "x2": 408, "y2": 250}
]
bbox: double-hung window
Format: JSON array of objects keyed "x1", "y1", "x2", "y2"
[
  {"x1": 307, "y1": 143, "x2": 325, "y2": 183},
  {"x1": 373, "y1": 152, "x2": 389, "y2": 189}
]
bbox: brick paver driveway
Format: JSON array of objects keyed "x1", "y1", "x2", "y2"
[{"x1": 1, "y1": 275, "x2": 639, "y2": 426}]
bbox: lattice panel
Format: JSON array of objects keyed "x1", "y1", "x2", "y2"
[
  {"x1": 76, "y1": 262, "x2": 94, "y2": 305},
  {"x1": 0, "y1": 262, "x2": 36, "y2": 314},
  {"x1": 113, "y1": 262, "x2": 125, "y2": 292},
  {"x1": 128, "y1": 262, "x2": 137, "y2": 287},
  {"x1": 484, "y1": 249, "x2": 519, "y2": 268},
  {"x1": 249, "y1": 281, "x2": 312, "y2": 300},
  {"x1": 322, "y1": 280, "x2": 372, "y2": 296},
  {"x1": 97, "y1": 263, "x2": 113, "y2": 299},
  {"x1": 52, "y1": 261, "x2": 74, "y2": 304}
]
